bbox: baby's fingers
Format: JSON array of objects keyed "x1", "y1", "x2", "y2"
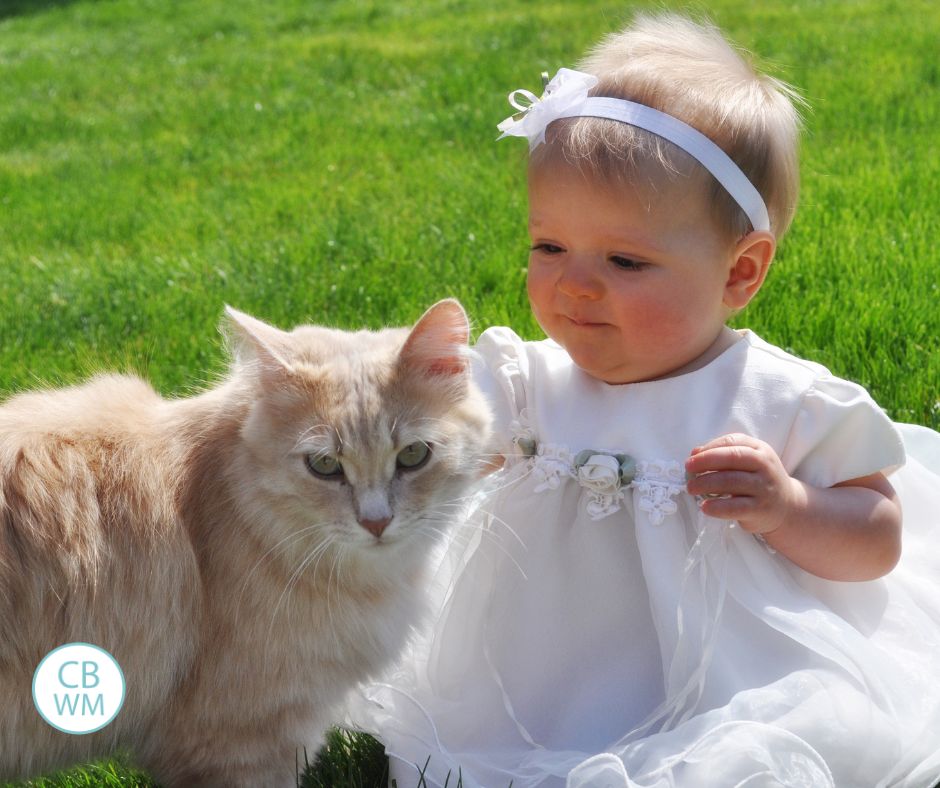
[
  {"x1": 689, "y1": 433, "x2": 767, "y2": 455},
  {"x1": 686, "y1": 470, "x2": 763, "y2": 498},
  {"x1": 685, "y1": 444, "x2": 766, "y2": 475},
  {"x1": 697, "y1": 494, "x2": 761, "y2": 522}
]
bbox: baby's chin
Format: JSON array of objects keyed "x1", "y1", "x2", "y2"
[
  {"x1": 558, "y1": 329, "x2": 737, "y2": 385},
  {"x1": 550, "y1": 340, "x2": 651, "y2": 385},
  {"x1": 562, "y1": 347, "x2": 697, "y2": 386},
  {"x1": 565, "y1": 352, "x2": 652, "y2": 386}
]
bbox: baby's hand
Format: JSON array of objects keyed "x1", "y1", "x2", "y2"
[{"x1": 685, "y1": 433, "x2": 800, "y2": 535}]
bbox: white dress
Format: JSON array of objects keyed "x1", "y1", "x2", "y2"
[{"x1": 348, "y1": 327, "x2": 940, "y2": 788}]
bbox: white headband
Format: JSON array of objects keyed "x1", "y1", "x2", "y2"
[{"x1": 497, "y1": 68, "x2": 771, "y2": 234}]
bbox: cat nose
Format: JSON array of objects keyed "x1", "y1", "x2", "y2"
[
  {"x1": 358, "y1": 516, "x2": 392, "y2": 538},
  {"x1": 356, "y1": 487, "x2": 393, "y2": 537}
]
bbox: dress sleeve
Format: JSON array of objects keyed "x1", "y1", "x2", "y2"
[
  {"x1": 470, "y1": 326, "x2": 530, "y2": 459},
  {"x1": 781, "y1": 375, "x2": 905, "y2": 489}
]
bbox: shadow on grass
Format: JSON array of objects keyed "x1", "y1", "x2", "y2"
[
  {"x1": 0, "y1": 0, "x2": 101, "y2": 21},
  {"x1": 300, "y1": 729, "x2": 389, "y2": 788}
]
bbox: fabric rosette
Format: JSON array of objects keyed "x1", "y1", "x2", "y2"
[
  {"x1": 576, "y1": 453, "x2": 621, "y2": 493},
  {"x1": 574, "y1": 451, "x2": 637, "y2": 520}
]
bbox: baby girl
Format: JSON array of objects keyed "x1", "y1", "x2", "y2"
[{"x1": 351, "y1": 13, "x2": 940, "y2": 787}]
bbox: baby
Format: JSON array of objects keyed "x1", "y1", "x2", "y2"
[{"x1": 351, "y1": 13, "x2": 940, "y2": 787}]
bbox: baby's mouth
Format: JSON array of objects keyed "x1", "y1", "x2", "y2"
[{"x1": 564, "y1": 314, "x2": 608, "y2": 328}]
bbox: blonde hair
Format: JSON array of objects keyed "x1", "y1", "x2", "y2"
[{"x1": 534, "y1": 13, "x2": 803, "y2": 239}]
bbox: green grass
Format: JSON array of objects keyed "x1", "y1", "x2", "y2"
[
  {"x1": 0, "y1": 753, "x2": 154, "y2": 787},
  {"x1": 0, "y1": 730, "x2": 388, "y2": 787},
  {"x1": 1, "y1": 0, "x2": 938, "y2": 785}
]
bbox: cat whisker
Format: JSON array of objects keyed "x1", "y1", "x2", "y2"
[
  {"x1": 291, "y1": 424, "x2": 338, "y2": 458},
  {"x1": 476, "y1": 507, "x2": 527, "y2": 548},
  {"x1": 401, "y1": 415, "x2": 461, "y2": 442},
  {"x1": 418, "y1": 517, "x2": 515, "y2": 560},
  {"x1": 473, "y1": 451, "x2": 509, "y2": 461},
  {"x1": 267, "y1": 535, "x2": 337, "y2": 643},
  {"x1": 295, "y1": 535, "x2": 341, "y2": 633},
  {"x1": 335, "y1": 426, "x2": 349, "y2": 456},
  {"x1": 412, "y1": 515, "x2": 531, "y2": 594},
  {"x1": 416, "y1": 509, "x2": 527, "y2": 575},
  {"x1": 481, "y1": 467, "x2": 535, "y2": 496},
  {"x1": 402, "y1": 414, "x2": 451, "y2": 428},
  {"x1": 423, "y1": 482, "x2": 529, "y2": 549},
  {"x1": 324, "y1": 542, "x2": 348, "y2": 637},
  {"x1": 294, "y1": 423, "x2": 334, "y2": 444},
  {"x1": 234, "y1": 523, "x2": 326, "y2": 625}
]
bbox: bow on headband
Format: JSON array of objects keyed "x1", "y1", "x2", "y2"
[{"x1": 497, "y1": 68, "x2": 598, "y2": 150}]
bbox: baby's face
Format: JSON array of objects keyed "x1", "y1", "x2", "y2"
[{"x1": 526, "y1": 162, "x2": 738, "y2": 384}]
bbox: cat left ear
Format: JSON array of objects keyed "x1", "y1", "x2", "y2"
[
  {"x1": 222, "y1": 306, "x2": 295, "y2": 381},
  {"x1": 399, "y1": 299, "x2": 471, "y2": 378}
]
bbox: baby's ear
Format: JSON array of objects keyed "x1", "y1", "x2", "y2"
[
  {"x1": 222, "y1": 306, "x2": 295, "y2": 383},
  {"x1": 399, "y1": 299, "x2": 471, "y2": 378},
  {"x1": 723, "y1": 231, "x2": 776, "y2": 311}
]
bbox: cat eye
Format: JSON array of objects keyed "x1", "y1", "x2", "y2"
[
  {"x1": 305, "y1": 453, "x2": 344, "y2": 480},
  {"x1": 396, "y1": 442, "x2": 431, "y2": 471}
]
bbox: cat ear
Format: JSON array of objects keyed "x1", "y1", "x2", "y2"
[
  {"x1": 399, "y1": 299, "x2": 470, "y2": 378},
  {"x1": 222, "y1": 306, "x2": 295, "y2": 381}
]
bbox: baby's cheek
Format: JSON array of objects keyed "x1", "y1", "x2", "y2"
[
  {"x1": 621, "y1": 296, "x2": 691, "y2": 342},
  {"x1": 526, "y1": 269, "x2": 554, "y2": 320}
]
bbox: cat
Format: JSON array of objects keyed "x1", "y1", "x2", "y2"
[{"x1": 0, "y1": 299, "x2": 491, "y2": 787}]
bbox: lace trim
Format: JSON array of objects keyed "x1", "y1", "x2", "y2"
[
  {"x1": 510, "y1": 418, "x2": 685, "y2": 524},
  {"x1": 634, "y1": 460, "x2": 686, "y2": 525}
]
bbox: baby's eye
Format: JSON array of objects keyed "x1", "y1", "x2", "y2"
[
  {"x1": 610, "y1": 255, "x2": 646, "y2": 271},
  {"x1": 530, "y1": 243, "x2": 564, "y2": 255},
  {"x1": 305, "y1": 453, "x2": 345, "y2": 480}
]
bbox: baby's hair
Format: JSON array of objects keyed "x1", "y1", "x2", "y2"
[{"x1": 534, "y1": 13, "x2": 804, "y2": 239}]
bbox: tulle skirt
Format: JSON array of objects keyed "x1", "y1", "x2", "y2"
[{"x1": 349, "y1": 423, "x2": 940, "y2": 788}]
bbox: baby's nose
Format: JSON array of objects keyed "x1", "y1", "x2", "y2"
[{"x1": 556, "y1": 255, "x2": 603, "y2": 299}]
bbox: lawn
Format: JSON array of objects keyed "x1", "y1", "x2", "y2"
[{"x1": 1, "y1": 0, "x2": 938, "y2": 785}]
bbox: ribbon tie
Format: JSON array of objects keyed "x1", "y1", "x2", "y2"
[{"x1": 497, "y1": 68, "x2": 599, "y2": 150}]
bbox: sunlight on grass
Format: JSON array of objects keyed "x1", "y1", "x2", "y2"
[{"x1": 1, "y1": 754, "x2": 156, "y2": 787}]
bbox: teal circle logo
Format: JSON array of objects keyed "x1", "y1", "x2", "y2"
[{"x1": 32, "y1": 643, "x2": 125, "y2": 735}]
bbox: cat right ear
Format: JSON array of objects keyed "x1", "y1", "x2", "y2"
[
  {"x1": 222, "y1": 306, "x2": 295, "y2": 383},
  {"x1": 399, "y1": 299, "x2": 471, "y2": 378}
]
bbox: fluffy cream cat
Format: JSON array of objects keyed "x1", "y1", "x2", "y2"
[{"x1": 0, "y1": 299, "x2": 491, "y2": 787}]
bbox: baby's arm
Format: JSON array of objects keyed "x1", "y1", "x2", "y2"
[{"x1": 685, "y1": 433, "x2": 902, "y2": 582}]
